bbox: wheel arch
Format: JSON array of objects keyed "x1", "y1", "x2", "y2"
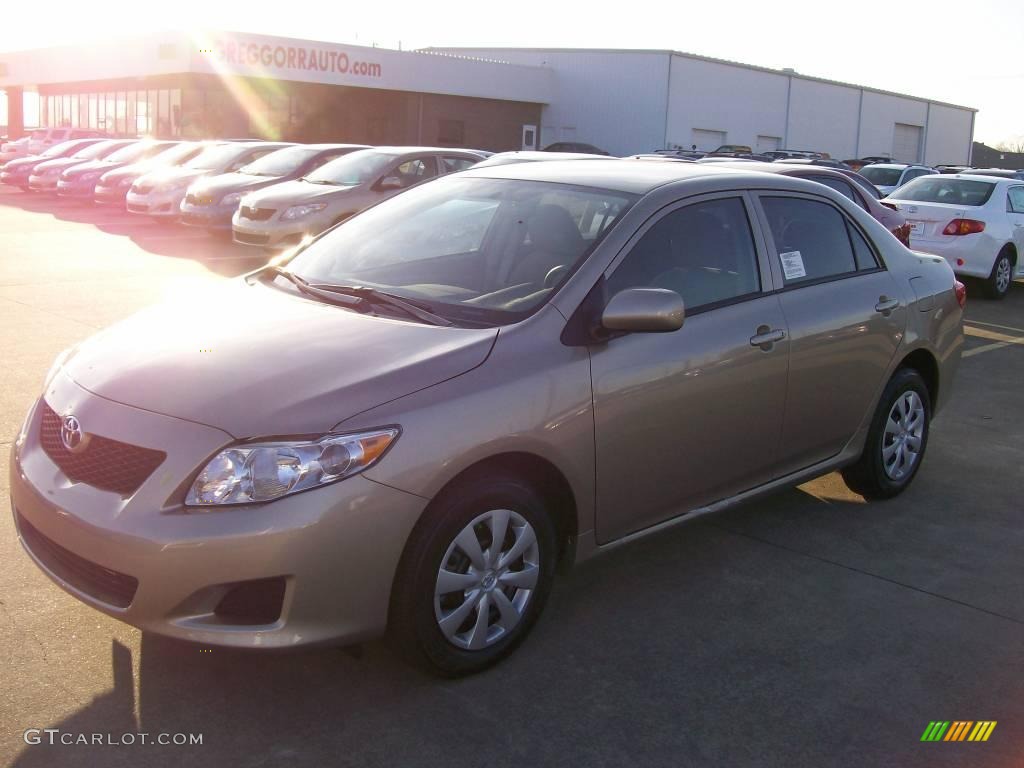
[
  {"x1": 421, "y1": 451, "x2": 579, "y2": 566},
  {"x1": 896, "y1": 347, "x2": 940, "y2": 407}
]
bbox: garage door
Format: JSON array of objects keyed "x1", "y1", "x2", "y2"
[
  {"x1": 692, "y1": 129, "x2": 726, "y2": 152},
  {"x1": 892, "y1": 124, "x2": 923, "y2": 163},
  {"x1": 757, "y1": 135, "x2": 782, "y2": 153}
]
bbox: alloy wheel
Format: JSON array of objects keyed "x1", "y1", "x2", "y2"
[
  {"x1": 434, "y1": 509, "x2": 540, "y2": 650},
  {"x1": 882, "y1": 391, "x2": 925, "y2": 480},
  {"x1": 995, "y1": 256, "x2": 1012, "y2": 294}
]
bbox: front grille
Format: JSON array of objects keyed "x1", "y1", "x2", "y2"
[
  {"x1": 234, "y1": 230, "x2": 270, "y2": 246},
  {"x1": 39, "y1": 402, "x2": 166, "y2": 496},
  {"x1": 127, "y1": 202, "x2": 148, "y2": 213},
  {"x1": 240, "y1": 205, "x2": 275, "y2": 221},
  {"x1": 16, "y1": 510, "x2": 139, "y2": 608}
]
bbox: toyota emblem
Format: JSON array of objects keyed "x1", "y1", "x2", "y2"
[{"x1": 60, "y1": 414, "x2": 88, "y2": 453}]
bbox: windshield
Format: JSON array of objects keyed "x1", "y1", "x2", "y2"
[
  {"x1": 303, "y1": 150, "x2": 395, "y2": 185},
  {"x1": 889, "y1": 178, "x2": 995, "y2": 206},
  {"x1": 72, "y1": 141, "x2": 122, "y2": 160},
  {"x1": 184, "y1": 144, "x2": 246, "y2": 171},
  {"x1": 240, "y1": 146, "x2": 320, "y2": 177},
  {"x1": 860, "y1": 167, "x2": 904, "y2": 186},
  {"x1": 288, "y1": 176, "x2": 635, "y2": 324},
  {"x1": 150, "y1": 142, "x2": 200, "y2": 166},
  {"x1": 103, "y1": 142, "x2": 163, "y2": 164},
  {"x1": 41, "y1": 140, "x2": 84, "y2": 158}
]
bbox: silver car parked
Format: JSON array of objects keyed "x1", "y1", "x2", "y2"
[
  {"x1": 11, "y1": 161, "x2": 963, "y2": 676},
  {"x1": 232, "y1": 146, "x2": 486, "y2": 249}
]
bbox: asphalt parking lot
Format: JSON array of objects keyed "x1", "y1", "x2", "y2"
[{"x1": 1, "y1": 183, "x2": 1022, "y2": 768}]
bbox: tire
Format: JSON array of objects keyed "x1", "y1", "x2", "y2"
[
  {"x1": 841, "y1": 367, "x2": 931, "y2": 500},
  {"x1": 984, "y1": 248, "x2": 1015, "y2": 300},
  {"x1": 390, "y1": 474, "x2": 557, "y2": 677}
]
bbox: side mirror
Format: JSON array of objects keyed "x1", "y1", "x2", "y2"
[
  {"x1": 378, "y1": 176, "x2": 403, "y2": 190},
  {"x1": 601, "y1": 288, "x2": 685, "y2": 333}
]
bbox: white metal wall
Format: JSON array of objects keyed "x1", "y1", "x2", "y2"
[
  {"x1": 666, "y1": 56, "x2": 788, "y2": 153},
  {"x1": 787, "y1": 78, "x2": 861, "y2": 159},
  {"x1": 430, "y1": 49, "x2": 671, "y2": 155},
  {"x1": 923, "y1": 104, "x2": 975, "y2": 166}
]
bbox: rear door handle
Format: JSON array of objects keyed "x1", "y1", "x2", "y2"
[
  {"x1": 875, "y1": 297, "x2": 900, "y2": 315},
  {"x1": 750, "y1": 327, "x2": 785, "y2": 349}
]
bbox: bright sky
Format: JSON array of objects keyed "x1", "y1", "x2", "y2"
[{"x1": 1, "y1": 0, "x2": 1021, "y2": 146}]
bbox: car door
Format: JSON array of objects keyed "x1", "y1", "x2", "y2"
[
  {"x1": 754, "y1": 192, "x2": 907, "y2": 475},
  {"x1": 591, "y1": 193, "x2": 789, "y2": 543},
  {"x1": 1007, "y1": 185, "x2": 1024, "y2": 278}
]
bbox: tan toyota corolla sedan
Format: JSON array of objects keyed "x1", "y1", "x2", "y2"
[{"x1": 10, "y1": 161, "x2": 963, "y2": 676}]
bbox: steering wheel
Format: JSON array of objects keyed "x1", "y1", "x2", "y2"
[{"x1": 543, "y1": 265, "x2": 568, "y2": 289}]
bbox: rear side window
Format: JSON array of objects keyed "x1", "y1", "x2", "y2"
[
  {"x1": 805, "y1": 174, "x2": 861, "y2": 206},
  {"x1": 1007, "y1": 187, "x2": 1024, "y2": 214},
  {"x1": 761, "y1": 197, "x2": 857, "y2": 285},
  {"x1": 442, "y1": 156, "x2": 477, "y2": 173},
  {"x1": 607, "y1": 197, "x2": 761, "y2": 312},
  {"x1": 848, "y1": 224, "x2": 879, "y2": 270}
]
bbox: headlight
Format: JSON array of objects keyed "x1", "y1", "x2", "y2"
[
  {"x1": 80, "y1": 172, "x2": 101, "y2": 182},
  {"x1": 281, "y1": 202, "x2": 327, "y2": 221},
  {"x1": 185, "y1": 428, "x2": 399, "y2": 506},
  {"x1": 220, "y1": 192, "x2": 243, "y2": 207}
]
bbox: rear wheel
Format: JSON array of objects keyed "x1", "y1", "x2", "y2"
[
  {"x1": 390, "y1": 474, "x2": 557, "y2": 677},
  {"x1": 984, "y1": 248, "x2": 1015, "y2": 299},
  {"x1": 841, "y1": 368, "x2": 930, "y2": 500}
]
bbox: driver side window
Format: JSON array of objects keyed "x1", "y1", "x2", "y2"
[
  {"x1": 390, "y1": 158, "x2": 436, "y2": 188},
  {"x1": 607, "y1": 197, "x2": 761, "y2": 313}
]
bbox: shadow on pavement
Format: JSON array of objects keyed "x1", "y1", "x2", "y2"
[
  {"x1": 0, "y1": 189, "x2": 268, "y2": 278},
  {"x1": 9, "y1": 486, "x2": 1024, "y2": 768}
]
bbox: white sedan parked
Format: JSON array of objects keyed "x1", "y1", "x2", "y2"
[{"x1": 885, "y1": 174, "x2": 1024, "y2": 299}]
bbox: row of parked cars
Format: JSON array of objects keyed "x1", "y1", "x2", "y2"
[{"x1": 1, "y1": 135, "x2": 1020, "y2": 298}]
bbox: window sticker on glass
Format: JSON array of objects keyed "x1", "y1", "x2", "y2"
[{"x1": 780, "y1": 250, "x2": 807, "y2": 280}]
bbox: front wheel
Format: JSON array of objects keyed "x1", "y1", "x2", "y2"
[
  {"x1": 984, "y1": 249, "x2": 1014, "y2": 299},
  {"x1": 841, "y1": 368, "x2": 931, "y2": 500},
  {"x1": 390, "y1": 475, "x2": 557, "y2": 676}
]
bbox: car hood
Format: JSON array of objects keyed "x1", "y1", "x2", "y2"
[
  {"x1": 63, "y1": 279, "x2": 498, "y2": 438},
  {"x1": 244, "y1": 178, "x2": 355, "y2": 207},
  {"x1": 33, "y1": 157, "x2": 88, "y2": 173},
  {"x1": 63, "y1": 159, "x2": 123, "y2": 178},
  {"x1": 4, "y1": 154, "x2": 46, "y2": 171},
  {"x1": 101, "y1": 161, "x2": 162, "y2": 184},
  {"x1": 139, "y1": 166, "x2": 209, "y2": 186},
  {"x1": 189, "y1": 172, "x2": 289, "y2": 198}
]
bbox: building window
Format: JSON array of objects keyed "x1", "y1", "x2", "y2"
[{"x1": 438, "y1": 119, "x2": 465, "y2": 146}]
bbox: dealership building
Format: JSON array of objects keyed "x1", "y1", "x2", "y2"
[{"x1": 0, "y1": 31, "x2": 976, "y2": 163}]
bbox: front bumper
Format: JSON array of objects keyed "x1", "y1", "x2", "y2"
[
  {"x1": 0, "y1": 170, "x2": 30, "y2": 187},
  {"x1": 57, "y1": 178, "x2": 100, "y2": 198},
  {"x1": 179, "y1": 202, "x2": 235, "y2": 230},
  {"x1": 28, "y1": 174, "x2": 60, "y2": 192},
  {"x1": 231, "y1": 212, "x2": 327, "y2": 249},
  {"x1": 94, "y1": 184, "x2": 131, "y2": 206},
  {"x1": 10, "y1": 372, "x2": 427, "y2": 649},
  {"x1": 125, "y1": 188, "x2": 187, "y2": 217}
]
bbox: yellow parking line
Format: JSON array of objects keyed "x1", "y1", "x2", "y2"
[
  {"x1": 967, "y1": 320, "x2": 1024, "y2": 335},
  {"x1": 962, "y1": 323, "x2": 1024, "y2": 358}
]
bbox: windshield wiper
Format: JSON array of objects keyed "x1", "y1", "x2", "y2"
[
  {"x1": 299, "y1": 177, "x2": 338, "y2": 185},
  {"x1": 308, "y1": 284, "x2": 453, "y2": 327},
  {"x1": 254, "y1": 265, "x2": 365, "y2": 309}
]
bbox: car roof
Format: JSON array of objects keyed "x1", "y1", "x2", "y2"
[
  {"x1": 951, "y1": 173, "x2": 1014, "y2": 184},
  {"x1": 461, "y1": 157, "x2": 812, "y2": 194},
  {"x1": 296, "y1": 143, "x2": 370, "y2": 151},
  {"x1": 369, "y1": 146, "x2": 487, "y2": 156}
]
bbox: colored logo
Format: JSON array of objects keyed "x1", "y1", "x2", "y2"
[{"x1": 921, "y1": 721, "x2": 997, "y2": 742}]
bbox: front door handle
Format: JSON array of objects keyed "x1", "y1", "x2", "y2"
[
  {"x1": 875, "y1": 296, "x2": 900, "y2": 315},
  {"x1": 750, "y1": 326, "x2": 785, "y2": 349}
]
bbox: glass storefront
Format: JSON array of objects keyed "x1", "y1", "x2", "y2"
[{"x1": 38, "y1": 87, "x2": 184, "y2": 138}]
